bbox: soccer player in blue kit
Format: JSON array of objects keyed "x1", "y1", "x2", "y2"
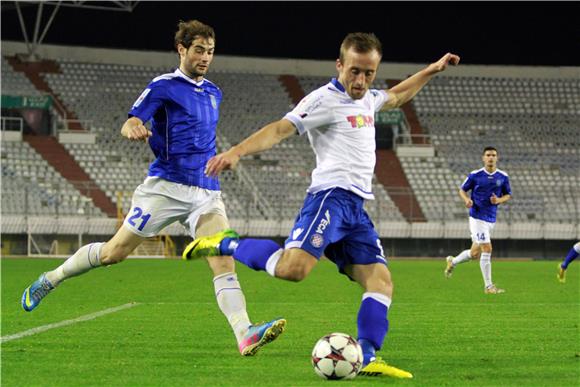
[
  {"x1": 444, "y1": 147, "x2": 512, "y2": 294},
  {"x1": 184, "y1": 32, "x2": 459, "y2": 377},
  {"x1": 21, "y1": 20, "x2": 285, "y2": 356},
  {"x1": 557, "y1": 242, "x2": 580, "y2": 283}
]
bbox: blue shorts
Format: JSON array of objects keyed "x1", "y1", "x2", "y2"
[{"x1": 285, "y1": 188, "x2": 387, "y2": 277}]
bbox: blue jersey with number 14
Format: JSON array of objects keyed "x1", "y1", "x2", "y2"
[{"x1": 129, "y1": 68, "x2": 221, "y2": 190}]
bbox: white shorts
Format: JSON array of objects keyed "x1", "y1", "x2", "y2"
[
  {"x1": 123, "y1": 176, "x2": 227, "y2": 238},
  {"x1": 469, "y1": 217, "x2": 495, "y2": 244}
]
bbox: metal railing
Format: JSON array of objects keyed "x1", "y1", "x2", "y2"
[{"x1": 1, "y1": 116, "x2": 24, "y2": 132}]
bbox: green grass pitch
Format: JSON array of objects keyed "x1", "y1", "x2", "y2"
[{"x1": 2, "y1": 258, "x2": 579, "y2": 386}]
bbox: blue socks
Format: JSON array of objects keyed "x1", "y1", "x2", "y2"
[
  {"x1": 223, "y1": 238, "x2": 282, "y2": 272},
  {"x1": 357, "y1": 293, "x2": 391, "y2": 366},
  {"x1": 561, "y1": 243, "x2": 580, "y2": 269}
]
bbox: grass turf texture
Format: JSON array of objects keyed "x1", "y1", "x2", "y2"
[{"x1": 2, "y1": 258, "x2": 579, "y2": 386}]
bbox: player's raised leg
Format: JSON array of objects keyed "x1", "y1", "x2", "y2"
[
  {"x1": 184, "y1": 230, "x2": 318, "y2": 282},
  {"x1": 558, "y1": 242, "x2": 580, "y2": 283},
  {"x1": 22, "y1": 226, "x2": 144, "y2": 312}
]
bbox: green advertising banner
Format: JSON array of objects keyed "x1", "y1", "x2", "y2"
[
  {"x1": 1, "y1": 95, "x2": 52, "y2": 109},
  {"x1": 375, "y1": 109, "x2": 404, "y2": 125}
]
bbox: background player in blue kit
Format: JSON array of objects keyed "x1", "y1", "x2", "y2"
[
  {"x1": 21, "y1": 20, "x2": 285, "y2": 356},
  {"x1": 184, "y1": 32, "x2": 459, "y2": 377},
  {"x1": 557, "y1": 242, "x2": 580, "y2": 283},
  {"x1": 444, "y1": 147, "x2": 512, "y2": 294}
]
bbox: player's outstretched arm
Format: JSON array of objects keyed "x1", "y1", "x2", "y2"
[
  {"x1": 205, "y1": 119, "x2": 296, "y2": 176},
  {"x1": 382, "y1": 52, "x2": 460, "y2": 109},
  {"x1": 121, "y1": 116, "x2": 152, "y2": 141}
]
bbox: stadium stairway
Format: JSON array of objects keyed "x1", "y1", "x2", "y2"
[
  {"x1": 24, "y1": 135, "x2": 117, "y2": 217},
  {"x1": 5, "y1": 56, "x2": 85, "y2": 130},
  {"x1": 279, "y1": 74, "x2": 304, "y2": 104},
  {"x1": 375, "y1": 150, "x2": 426, "y2": 222}
]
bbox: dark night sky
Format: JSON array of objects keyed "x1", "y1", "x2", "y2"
[{"x1": 2, "y1": 1, "x2": 579, "y2": 66}]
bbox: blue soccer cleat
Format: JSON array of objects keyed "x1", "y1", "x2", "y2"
[
  {"x1": 22, "y1": 273, "x2": 54, "y2": 312},
  {"x1": 238, "y1": 318, "x2": 286, "y2": 356}
]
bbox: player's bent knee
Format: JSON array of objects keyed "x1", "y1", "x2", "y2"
[
  {"x1": 276, "y1": 264, "x2": 310, "y2": 282},
  {"x1": 275, "y1": 251, "x2": 316, "y2": 282}
]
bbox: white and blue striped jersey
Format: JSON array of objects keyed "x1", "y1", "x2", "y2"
[
  {"x1": 461, "y1": 168, "x2": 512, "y2": 223},
  {"x1": 284, "y1": 78, "x2": 389, "y2": 200},
  {"x1": 129, "y1": 68, "x2": 221, "y2": 190}
]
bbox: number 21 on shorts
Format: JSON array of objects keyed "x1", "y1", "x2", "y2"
[{"x1": 127, "y1": 206, "x2": 151, "y2": 232}]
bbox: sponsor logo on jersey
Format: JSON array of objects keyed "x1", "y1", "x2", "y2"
[
  {"x1": 316, "y1": 210, "x2": 331, "y2": 234},
  {"x1": 133, "y1": 88, "x2": 151, "y2": 107},
  {"x1": 310, "y1": 233, "x2": 324, "y2": 248},
  {"x1": 346, "y1": 114, "x2": 374, "y2": 128},
  {"x1": 292, "y1": 227, "x2": 304, "y2": 240},
  {"x1": 194, "y1": 88, "x2": 204, "y2": 92}
]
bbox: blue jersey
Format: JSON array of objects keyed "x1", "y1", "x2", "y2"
[
  {"x1": 461, "y1": 168, "x2": 511, "y2": 223},
  {"x1": 129, "y1": 68, "x2": 221, "y2": 189}
]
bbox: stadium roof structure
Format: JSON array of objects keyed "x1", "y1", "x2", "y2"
[{"x1": 3, "y1": 0, "x2": 140, "y2": 61}]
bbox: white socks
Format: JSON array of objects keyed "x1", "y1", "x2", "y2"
[
  {"x1": 480, "y1": 252, "x2": 492, "y2": 288},
  {"x1": 213, "y1": 272, "x2": 251, "y2": 343},
  {"x1": 45, "y1": 242, "x2": 104, "y2": 286},
  {"x1": 452, "y1": 249, "x2": 471, "y2": 266}
]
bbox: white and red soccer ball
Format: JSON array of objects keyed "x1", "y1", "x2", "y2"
[{"x1": 311, "y1": 332, "x2": 363, "y2": 380}]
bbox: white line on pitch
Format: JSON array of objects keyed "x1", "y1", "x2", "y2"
[{"x1": 1, "y1": 302, "x2": 139, "y2": 344}]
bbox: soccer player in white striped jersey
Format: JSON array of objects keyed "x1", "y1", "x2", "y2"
[
  {"x1": 444, "y1": 147, "x2": 512, "y2": 294},
  {"x1": 185, "y1": 32, "x2": 459, "y2": 378}
]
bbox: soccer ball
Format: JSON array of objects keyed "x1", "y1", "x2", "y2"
[{"x1": 311, "y1": 332, "x2": 363, "y2": 380}]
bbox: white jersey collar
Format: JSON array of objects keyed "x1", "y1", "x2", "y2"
[{"x1": 175, "y1": 68, "x2": 205, "y2": 86}]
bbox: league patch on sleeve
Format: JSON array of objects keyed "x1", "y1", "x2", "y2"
[{"x1": 132, "y1": 88, "x2": 151, "y2": 108}]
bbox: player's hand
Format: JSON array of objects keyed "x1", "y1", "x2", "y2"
[
  {"x1": 124, "y1": 123, "x2": 152, "y2": 141},
  {"x1": 428, "y1": 53, "x2": 460, "y2": 74},
  {"x1": 490, "y1": 194, "x2": 499, "y2": 204},
  {"x1": 464, "y1": 199, "x2": 473, "y2": 208},
  {"x1": 205, "y1": 149, "x2": 241, "y2": 176}
]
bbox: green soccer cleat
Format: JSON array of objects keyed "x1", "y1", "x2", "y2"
[
  {"x1": 557, "y1": 265, "x2": 566, "y2": 284},
  {"x1": 359, "y1": 357, "x2": 413, "y2": 378},
  {"x1": 182, "y1": 228, "x2": 239, "y2": 260}
]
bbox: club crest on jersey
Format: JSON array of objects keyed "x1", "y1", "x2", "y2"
[
  {"x1": 209, "y1": 94, "x2": 217, "y2": 109},
  {"x1": 496, "y1": 179, "x2": 503, "y2": 186},
  {"x1": 346, "y1": 114, "x2": 374, "y2": 128},
  {"x1": 310, "y1": 233, "x2": 324, "y2": 248}
]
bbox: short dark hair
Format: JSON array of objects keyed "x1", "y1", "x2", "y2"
[
  {"x1": 339, "y1": 32, "x2": 382, "y2": 63},
  {"x1": 482, "y1": 146, "x2": 498, "y2": 155},
  {"x1": 175, "y1": 20, "x2": 215, "y2": 50}
]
